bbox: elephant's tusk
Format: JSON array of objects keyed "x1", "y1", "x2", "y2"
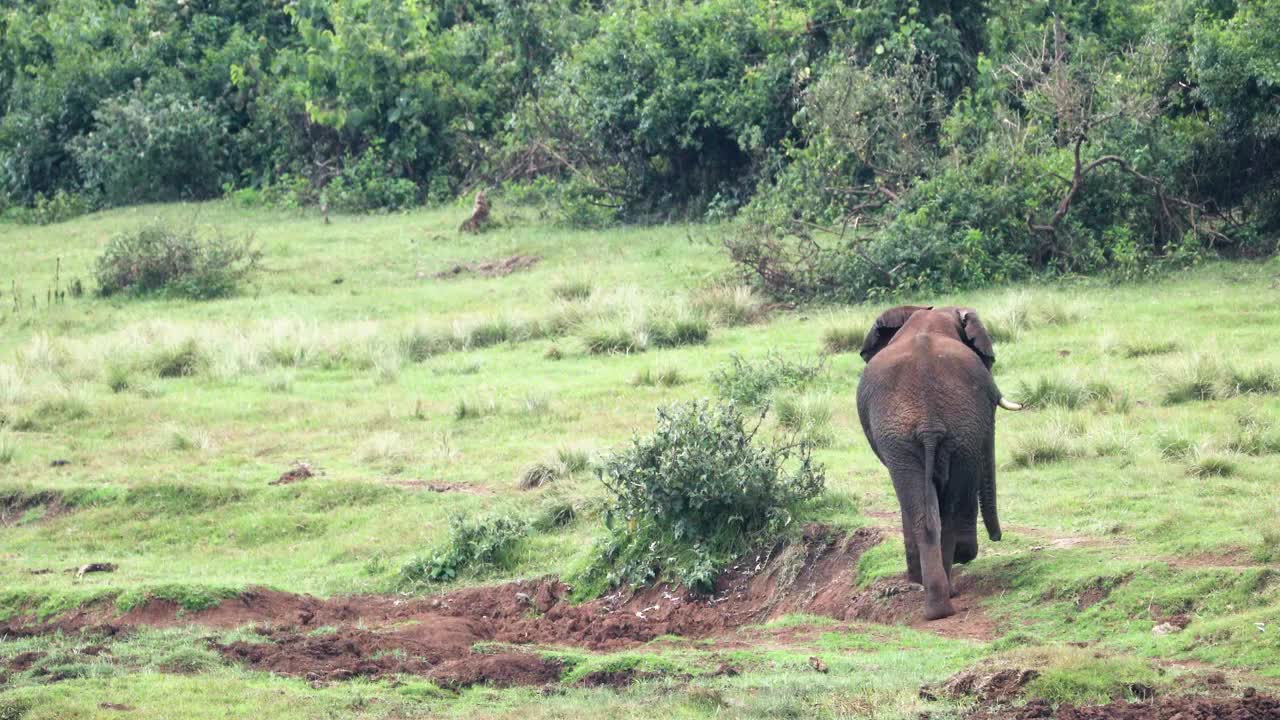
[{"x1": 998, "y1": 398, "x2": 1024, "y2": 411}]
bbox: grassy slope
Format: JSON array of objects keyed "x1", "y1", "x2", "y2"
[{"x1": 1, "y1": 201, "x2": 1279, "y2": 718}]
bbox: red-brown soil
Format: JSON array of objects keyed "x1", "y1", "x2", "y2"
[
  {"x1": 0, "y1": 525, "x2": 1004, "y2": 688},
  {"x1": 989, "y1": 691, "x2": 1280, "y2": 719}
]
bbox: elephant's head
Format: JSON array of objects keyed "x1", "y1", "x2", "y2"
[{"x1": 859, "y1": 305, "x2": 997, "y2": 370}]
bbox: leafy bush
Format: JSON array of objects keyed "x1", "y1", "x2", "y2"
[
  {"x1": 711, "y1": 352, "x2": 826, "y2": 406},
  {"x1": 587, "y1": 401, "x2": 825, "y2": 591},
  {"x1": 95, "y1": 224, "x2": 259, "y2": 299},
  {"x1": 70, "y1": 89, "x2": 227, "y2": 205},
  {"x1": 399, "y1": 514, "x2": 530, "y2": 586}
]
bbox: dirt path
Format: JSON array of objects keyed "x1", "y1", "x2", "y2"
[{"x1": 1, "y1": 525, "x2": 1002, "y2": 687}]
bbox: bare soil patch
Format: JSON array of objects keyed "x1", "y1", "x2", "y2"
[
  {"x1": 0, "y1": 491, "x2": 69, "y2": 527},
  {"x1": 434, "y1": 255, "x2": 540, "y2": 279},
  {"x1": 0, "y1": 525, "x2": 1002, "y2": 688},
  {"x1": 990, "y1": 691, "x2": 1280, "y2": 719}
]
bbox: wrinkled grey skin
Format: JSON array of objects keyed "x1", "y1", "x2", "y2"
[{"x1": 855, "y1": 305, "x2": 1015, "y2": 620}]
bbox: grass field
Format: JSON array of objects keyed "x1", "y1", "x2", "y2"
[{"x1": 2, "y1": 201, "x2": 1280, "y2": 719}]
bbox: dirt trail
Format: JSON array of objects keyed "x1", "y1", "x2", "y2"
[{"x1": 0, "y1": 525, "x2": 1001, "y2": 687}]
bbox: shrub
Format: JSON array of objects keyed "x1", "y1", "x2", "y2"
[
  {"x1": 70, "y1": 89, "x2": 227, "y2": 205},
  {"x1": 398, "y1": 514, "x2": 530, "y2": 586},
  {"x1": 587, "y1": 400, "x2": 825, "y2": 592},
  {"x1": 711, "y1": 352, "x2": 826, "y2": 407},
  {"x1": 95, "y1": 224, "x2": 259, "y2": 299},
  {"x1": 1226, "y1": 366, "x2": 1280, "y2": 395}
]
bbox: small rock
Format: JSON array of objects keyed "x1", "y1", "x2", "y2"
[
  {"x1": 1152, "y1": 622, "x2": 1181, "y2": 635},
  {"x1": 50, "y1": 459, "x2": 70, "y2": 467}
]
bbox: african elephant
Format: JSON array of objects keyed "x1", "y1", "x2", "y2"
[{"x1": 855, "y1": 306, "x2": 1022, "y2": 620}]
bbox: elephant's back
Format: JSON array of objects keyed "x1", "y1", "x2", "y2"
[{"x1": 858, "y1": 332, "x2": 995, "y2": 440}]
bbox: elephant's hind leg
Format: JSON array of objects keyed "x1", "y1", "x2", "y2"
[{"x1": 900, "y1": 513, "x2": 922, "y2": 585}]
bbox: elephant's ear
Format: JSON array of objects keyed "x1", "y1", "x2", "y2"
[
  {"x1": 859, "y1": 306, "x2": 931, "y2": 362},
  {"x1": 958, "y1": 308, "x2": 996, "y2": 369}
]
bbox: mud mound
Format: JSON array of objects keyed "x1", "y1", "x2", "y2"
[
  {"x1": 1, "y1": 525, "x2": 1003, "y2": 687},
  {"x1": 1001, "y1": 691, "x2": 1280, "y2": 719},
  {"x1": 430, "y1": 654, "x2": 563, "y2": 689},
  {"x1": 434, "y1": 254, "x2": 539, "y2": 279}
]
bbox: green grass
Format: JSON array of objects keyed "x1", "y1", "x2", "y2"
[{"x1": 2, "y1": 202, "x2": 1280, "y2": 717}]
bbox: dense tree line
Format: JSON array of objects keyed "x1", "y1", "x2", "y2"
[{"x1": 2, "y1": 1, "x2": 1277, "y2": 297}]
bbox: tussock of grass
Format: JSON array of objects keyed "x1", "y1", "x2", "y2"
[
  {"x1": 168, "y1": 428, "x2": 215, "y2": 453},
  {"x1": 543, "y1": 344, "x2": 564, "y2": 360},
  {"x1": 556, "y1": 447, "x2": 593, "y2": 475},
  {"x1": 454, "y1": 396, "x2": 499, "y2": 420},
  {"x1": 984, "y1": 291, "x2": 1080, "y2": 342},
  {"x1": 821, "y1": 326, "x2": 864, "y2": 355},
  {"x1": 1120, "y1": 338, "x2": 1178, "y2": 358},
  {"x1": 581, "y1": 318, "x2": 648, "y2": 354},
  {"x1": 691, "y1": 285, "x2": 767, "y2": 326},
  {"x1": 1226, "y1": 366, "x2": 1280, "y2": 395},
  {"x1": 648, "y1": 313, "x2": 710, "y2": 347},
  {"x1": 147, "y1": 338, "x2": 207, "y2": 378},
  {"x1": 1163, "y1": 354, "x2": 1280, "y2": 404},
  {"x1": 358, "y1": 431, "x2": 413, "y2": 469},
  {"x1": 551, "y1": 278, "x2": 593, "y2": 301},
  {"x1": 517, "y1": 462, "x2": 559, "y2": 490},
  {"x1": 631, "y1": 366, "x2": 685, "y2": 387},
  {"x1": 517, "y1": 447, "x2": 593, "y2": 490},
  {"x1": 0, "y1": 363, "x2": 24, "y2": 406},
  {"x1": 1186, "y1": 445, "x2": 1237, "y2": 477},
  {"x1": 1017, "y1": 376, "x2": 1127, "y2": 411},
  {"x1": 774, "y1": 393, "x2": 835, "y2": 448},
  {"x1": 1226, "y1": 413, "x2": 1280, "y2": 456},
  {"x1": 264, "y1": 371, "x2": 294, "y2": 393},
  {"x1": 519, "y1": 394, "x2": 551, "y2": 416},
  {"x1": 399, "y1": 325, "x2": 451, "y2": 362},
  {"x1": 1009, "y1": 429, "x2": 1075, "y2": 468},
  {"x1": 1155, "y1": 431, "x2": 1195, "y2": 461},
  {"x1": 0, "y1": 432, "x2": 15, "y2": 464}
]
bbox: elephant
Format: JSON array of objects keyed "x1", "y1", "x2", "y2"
[{"x1": 855, "y1": 305, "x2": 1023, "y2": 620}]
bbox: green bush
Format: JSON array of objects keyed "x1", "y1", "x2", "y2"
[
  {"x1": 711, "y1": 352, "x2": 826, "y2": 406},
  {"x1": 95, "y1": 224, "x2": 259, "y2": 299},
  {"x1": 586, "y1": 400, "x2": 825, "y2": 592},
  {"x1": 70, "y1": 89, "x2": 228, "y2": 205},
  {"x1": 398, "y1": 514, "x2": 531, "y2": 586}
]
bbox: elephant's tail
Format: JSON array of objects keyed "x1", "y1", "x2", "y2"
[
  {"x1": 920, "y1": 436, "x2": 943, "y2": 539},
  {"x1": 979, "y1": 464, "x2": 1002, "y2": 542}
]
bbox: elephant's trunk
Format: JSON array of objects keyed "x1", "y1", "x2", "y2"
[{"x1": 979, "y1": 471, "x2": 1001, "y2": 541}]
